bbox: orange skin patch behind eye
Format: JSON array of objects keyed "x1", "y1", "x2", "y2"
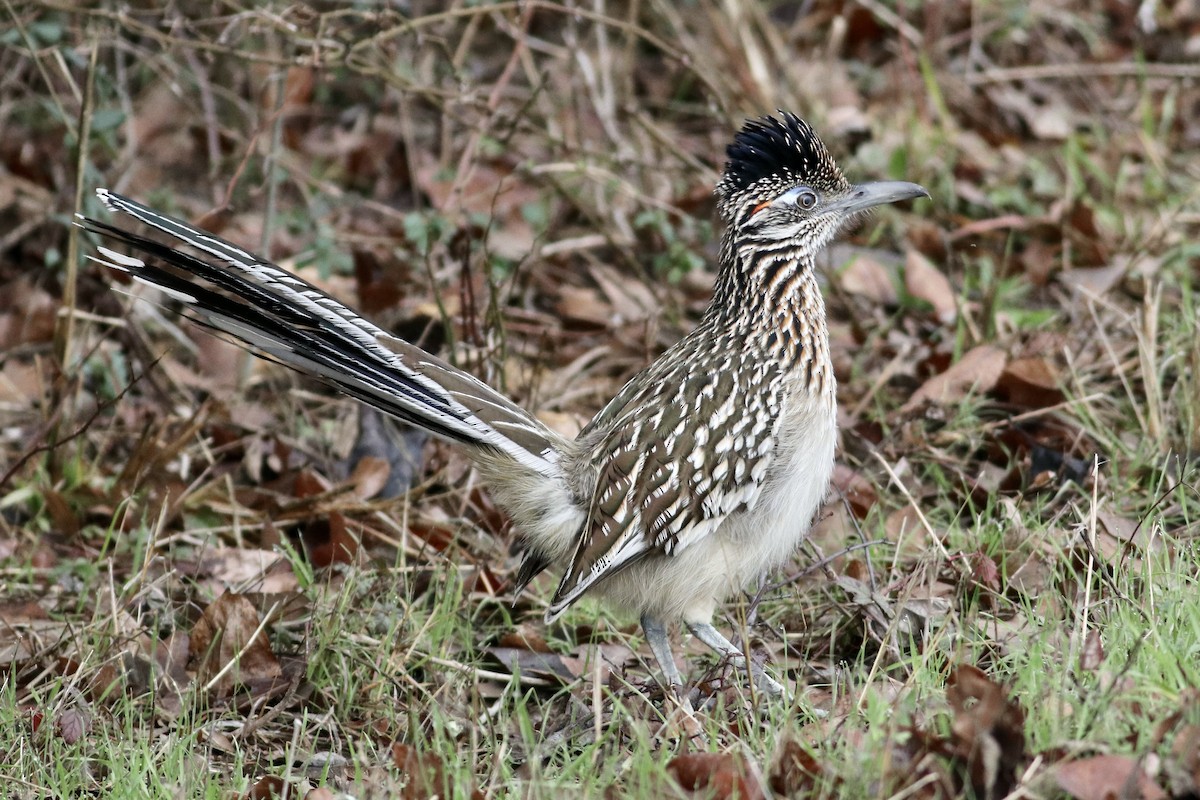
[{"x1": 751, "y1": 199, "x2": 772, "y2": 215}]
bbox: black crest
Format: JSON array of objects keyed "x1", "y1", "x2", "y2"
[{"x1": 717, "y1": 112, "x2": 848, "y2": 211}]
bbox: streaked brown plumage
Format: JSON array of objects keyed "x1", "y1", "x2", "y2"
[{"x1": 78, "y1": 112, "x2": 928, "y2": 696}]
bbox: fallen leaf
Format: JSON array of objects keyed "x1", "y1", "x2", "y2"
[
  {"x1": 1058, "y1": 262, "x2": 1128, "y2": 297},
  {"x1": 346, "y1": 456, "x2": 391, "y2": 501},
  {"x1": 1020, "y1": 237, "x2": 1060, "y2": 285},
  {"x1": 301, "y1": 512, "x2": 359, "y2": 567},
  {"x1": 0, "y1": 359, "x2": 44, "y2": 406},
  {"x1": 987, "y1": 85, "x2": 1074, "y2": 140},
  {"x1": 391, "y1": 743, "x2": 449, "y2": 800},
  {"x1": 56, "y1": 705, "x2": 91, "y2": 745},
  {"x1": 947, "y1": 664, "x2": 1026, "y2": 799},
  {"x1": 831, "y1": 464, "x2": 878, "y2": 518},
  {"x1": 1168, "y1": 723, "x2": 1200, "y2": 796},
  {"x1": 245, "y1": 775, "x2": 291, "y2": 800},
  {"x1": 0, "y1": 278, "x2": 58, "y2": 348},
  {"x1": 293, "y1": 469, "x2": 333, "y2": 499},
  {"x1": 1055, "y1": 754, "x2": 1166, "y2": 800},
  {"x1": 190, "y1": 592, "x2": 282, "y2": 697},
  {"x1": 590, "y1": 263, "x2": 658, "y2": 324},
  {"x1": 996, "y1": 357, "x2": 1064, "y2": 409},
  {"x1": 968, "y1": 551, "x2": 1001, "y2": 593},
  {"x1": 497, "y1": 623, "x2": 552, "y2": 653},
  {"x1": 668, "y1": 752, "x2": 767, "y2": 800},
  {"x1": 485, "y1": 647, "x2": 578, "y2": 684},
  {"x1": 414, "y1": 158, "x2": 538, "y2": 260},
  {"x1": 1080, "y1": 629, "x2": 1105, "y2": 672},
  {"x1": 903, "y1": 345, "x2": 1007, "y2": 412},
  {"x1": 838, "y1": 253, "x2": 898, "y2": 305},
  {"x1": 194, "y1": 547, "x2": 297, "y2": 595},
  {"x1": 770, "y1": 738, "x2": 835, "y2": 795},
  {"x1": 905, "y1": 249, "x2": 956, "y2": 323},
  {"x1": 556, "y1": 284, "x2": 611, "y2": 328}
]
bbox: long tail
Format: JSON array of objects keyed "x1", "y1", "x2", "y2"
[{"x1": 78, "y1": 189, "x2": 563, "y2": 481}]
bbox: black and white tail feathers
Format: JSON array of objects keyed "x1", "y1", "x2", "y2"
[{"x1": 77, "y1": 189, "x2": 563, "y2": 481}]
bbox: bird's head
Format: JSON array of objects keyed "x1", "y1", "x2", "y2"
[{"x1": 716, "y1": 112, "x2": 928, "y2": 255}]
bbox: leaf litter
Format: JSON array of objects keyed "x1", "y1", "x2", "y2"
[{"x1": 0, "y1": 0, "x2": 1198, "y2": 797}]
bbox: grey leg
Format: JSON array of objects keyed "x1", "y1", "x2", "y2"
[
  {"x1": 641, "y1": 615, "x2": 707, "y2": 743},
  {"x1": 640, "y1": 614, "x2": 686, "y2": 692},
  {"x1": 686, "y1": 621, "x2": 785, "y2": 696}
]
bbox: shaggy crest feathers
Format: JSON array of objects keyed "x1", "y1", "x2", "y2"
[{"x1": 716, "y1": 112, "x2": 850, "y2": 219}]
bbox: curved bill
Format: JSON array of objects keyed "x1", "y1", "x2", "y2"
[{"x1": 829, "y1": 181, "x2": 930, "y2": 215}]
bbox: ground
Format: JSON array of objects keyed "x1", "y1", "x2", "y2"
[{"x1": 1, "y1": 1, "x2": 1199, "y2": 798}]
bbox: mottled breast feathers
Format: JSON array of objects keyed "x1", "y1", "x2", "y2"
[{"x1": 546, "y1": 326, "x2": 788, "y2": 614}]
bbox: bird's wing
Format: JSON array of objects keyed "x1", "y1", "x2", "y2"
[{"x1": 545, "y1": 332, "x2": 786, "y2": 618}]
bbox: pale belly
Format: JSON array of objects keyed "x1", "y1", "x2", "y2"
[{"x1": 594, "y1": 399, "x2": 837, "y2": 623}]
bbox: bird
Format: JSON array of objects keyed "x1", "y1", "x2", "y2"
[{"x1": 77, "y1": 112, "x2": 928, "y2": 698}]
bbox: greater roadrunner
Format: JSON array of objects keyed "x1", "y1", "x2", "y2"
[{"x1": 78, "y1": 113, "x2": 927, "y2": 697}]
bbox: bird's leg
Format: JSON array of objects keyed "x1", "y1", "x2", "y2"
[
  {"x1": 641, "y1": 614, "x2": 709, "y2": 745},
  {"x1": 640, "y1": 614, "x2": 687, "y2": 698},
  {"x1": 686, "y1": 621, "x2": 785, "y2": 697}
]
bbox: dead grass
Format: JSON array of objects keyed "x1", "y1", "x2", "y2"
[{"x1": 2, "y1": 1, "x2": 1199, "y2": 798}]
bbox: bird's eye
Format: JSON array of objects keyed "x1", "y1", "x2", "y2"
[{"x1": 775, "y1": 186, "x2": 819, "y2": 211}]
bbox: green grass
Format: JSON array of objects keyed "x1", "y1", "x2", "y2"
[{"x1": 3, "y1": 0, "x2": 1199, "y2": 797}]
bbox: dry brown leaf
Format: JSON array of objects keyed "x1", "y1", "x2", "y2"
[
  {"x1": 485, "y1": 647, "x2": 578, "y2": 684},
  {"x1": 905, "y1": 249, "x2": 956, "y2": 323},
  {"x1": 293, "y1": 469, "x2": 334, "y2": 499},
  {"x1": 555, "y1": 643, "x2": 633, "y2": 687},
  {"x1": 838, "y1": 253, "x2": 897, "y2": 305},
  {"x1": 830, "y1": 464, "x2": 879, "y2": 518},
  {"x1": 555, "y1": 284, "x2": 611, "y2": 327},
  {"x1": 1096, "y1": 509, "x2": 1143, "y2": 549},
  {"x1": 497, "y1": 623, "x2": 552, "y2": 653},
  {"x1": 1168, "y1": 723, "x2": 1200, "y2": 796},
  {"x1": 391, "y1": 743, "x2": 449, "y2": 800},
  {"x1": 193, "y1": 325, "x2": 244, "y2": 391},
  {"x1": 903, "y1": 345, "x2": 1007, "y2": 412},
  {"x1": 195, "y1": 547, "x2": 297, "y2": 595},
  {"x1": 0, "y1": 359, "x2": 43, "y2": 406},
  {"x1": 0, "y1": 606, "x2": 70, "y2": 668},
  {"x1": 56, "y1": 705, "x2": 91, "y2": 745},
  {"x1": 882, "y1": 505, "x2": 939, "y2": 559},
  {"x1": 996, "y1": 357, "x2": 1064, "y2": 409},
  {"x1": 301, "y1": 512, "x2": 359, "y2": 567},
  {"x1": 189, "y1": 591, "x2": 282, "y2": 697},
  {"x1": 1017, "y1": 237, "x2": 1058, "y2": 286},
  {"x1": 668, "y1": 752, "x2": 767, "y2": 800},
  {"x1": 947, "y1": 664, "x2": 1026, "y2": 798},
  {"x1": 347, "y1": 456, "x2": 391, "y2": 501},
  {"x1": 808, "y1": 504, "x2": 858, "y2": 561},
  {"x1": 0, "y1": 278, "x2": 58, "y2": 348},
  {"x1": 968, "y1": 551, "x2": 1001, "y2": 593},
  {"x1": 770, "y1": 738, "x2": 834, "y2": 795},
  {"x1": 987, "y1": 86, "x2": 1074, "y2": 140},
  {"x1": 1080, "y1": 629, "x2": 1105, "y2": 672},
  {"x1": 41, "y1": 489, "x2": 80, "y2": 536},
  {"x1": 414, "y1": 159, "x2": 538, "y2": 260},
  {"x1": 1055, "y1": 754, "x2": 1166, "y2": 800},
  {"x1": 536, "y1": 409, "x2": 585, "y2": 439},
  {"x1": 1007, "y1": 549, "x2": 1055, "y2": 600},
  {"x1": 245, "y1": 775, "x2": 291, "y2": 800},
  {"x1": 590, "y1": 263, "x2": 659, "y2": 323},
  {"x1": 1057, "y1": 261, "x2": 1128, "y2": 297}
]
